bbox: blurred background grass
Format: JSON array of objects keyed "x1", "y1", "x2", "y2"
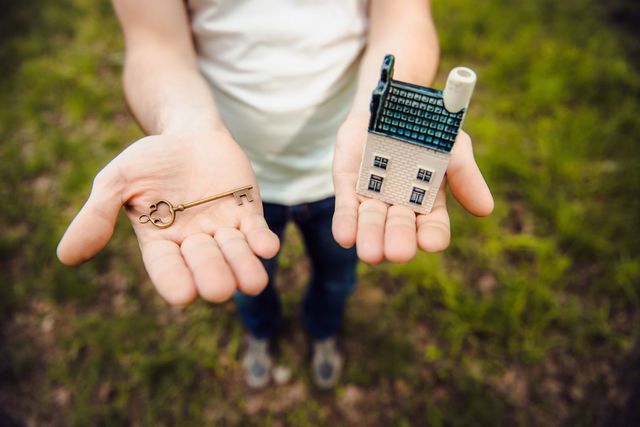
[{"x1": 1, "y1": 0, "x2": 639, "y2": 425}]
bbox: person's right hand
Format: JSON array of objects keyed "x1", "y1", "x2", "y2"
[{"x1": 57, "y1": 131, "x2": 280, "y2": 305}]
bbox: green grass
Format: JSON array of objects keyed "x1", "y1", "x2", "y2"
[{"x1": 1, "y1": 0, "x2": 639, "y2": 425}]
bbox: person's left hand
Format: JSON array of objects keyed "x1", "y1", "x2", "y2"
[{"x1": 331, "y1": 112, "x2": 494, "y2": 264}]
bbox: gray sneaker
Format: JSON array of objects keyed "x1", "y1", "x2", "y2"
[
  {"x1": 241, "y1": 336, "x2": 273, "y2": 389},
  {"x1": 311, "y1": 337, "x2": 344, "y2": 390}
]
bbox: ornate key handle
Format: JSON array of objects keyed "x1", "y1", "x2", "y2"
[
  {"x1": 138, "y1": 185, "x2": 254, "y2": 229},
  {"x1": 138, "y1": 200, "x2": 178, "y2": 229}
]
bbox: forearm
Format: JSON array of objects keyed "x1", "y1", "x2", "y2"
[
  {"x1": 349, "y1": 0, "x2": 439, "y2": 117},
  {"x1": 123, "y1": 49, "x2": 225, "y2": 136},
  {"x1": 112, "y1": 0, "x2": 226, "y2": 137}
]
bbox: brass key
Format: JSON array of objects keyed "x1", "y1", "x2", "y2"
[{"x1": 138, "y1": 185, "x2": 254, "y2": 229}]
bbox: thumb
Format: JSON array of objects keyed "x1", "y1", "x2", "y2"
[{"x1": 57, "y1": 161, "x2": 126, "y2": 265}]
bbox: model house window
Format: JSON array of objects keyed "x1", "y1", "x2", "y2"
[
  {"x1": 368, "y1": 175, "x2": 384, "y2": 192},
  {"x1": 416, "y1": 168, "x2": 433, "y2": 183},
  {"x1": 373, "y1": 156, "x2": 389, "y2": 170},
  {"x1": 409, "y1": 187, "x2": 426, "y2": 205}
]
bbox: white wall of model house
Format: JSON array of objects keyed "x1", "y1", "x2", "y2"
[{"x1": 356, "y1": 133, "x2": 450, "y2": 215}]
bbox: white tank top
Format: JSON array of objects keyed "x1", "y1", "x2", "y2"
[{"x1": 187, "y1": 0, "x2": 368, "y2": 205}]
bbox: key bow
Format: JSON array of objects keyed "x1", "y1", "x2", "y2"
[{"x1": 138, "y1": 200, "x2": 177, "y2": 229}]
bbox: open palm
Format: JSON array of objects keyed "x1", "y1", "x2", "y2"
[
  {"x1": 57, "y1": 132, "x2": 279, "y2": 305},
  {"x1": 332, "y1": 113, "x2": 494, "y2": 264}
]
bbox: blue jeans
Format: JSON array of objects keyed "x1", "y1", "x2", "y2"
[{"x1": 234, "y1": 197, "x2": 358, "y2": 340}]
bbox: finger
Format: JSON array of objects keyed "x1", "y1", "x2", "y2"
[
  {"x1": 447, "y1": 131, "x2": 494, "y2": 216},
  {"x1": 57, "y1": 164, "x2": 125, "y2": 265},
  {"x1": 356, "y1": 199, "x2": 388, "y2": 264},
  {"x1": 141, "y1": 239, "x2": 197, "y2": 306},
  {"x1": 215, "y1": 228, "x2": 268, "y2": 295},
  {"x1": 240, "y1": 214, "x2": 280, "y2": 259},
  {"x1": 181, "y1": 233, "x2": 236, "y2": 302},
  {"x1": 332, "y1": 172, "x2": 359, "y2": 248},
  {"x1": 417, "y1": 185, "x2": 451, "y2": 252},
  {"x1": 384, "y1": 205, "x2": 417, "y2": 263}
]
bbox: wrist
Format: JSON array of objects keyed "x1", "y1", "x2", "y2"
[
  {"x1": 158, "y1": 126, "x2": 237, "y2": 149},
  {"x1": 159, "y1": 113, "x2": 229, "y2": 138}
]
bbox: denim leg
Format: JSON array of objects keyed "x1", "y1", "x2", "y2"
[
  {"x1": 233, "y1": 202, "x2": 288, "y2": 339},
  {"x1": 293, "y1": 197, "x2": 359, "y2": 340}
]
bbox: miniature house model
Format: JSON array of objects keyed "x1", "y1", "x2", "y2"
[{"x1": 356, "y1": 55, "x2": 476, "y2": 214}]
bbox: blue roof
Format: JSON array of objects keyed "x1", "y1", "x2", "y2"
[{"x1": 368, "y1": 57, "x2": 464, "y2": 153}]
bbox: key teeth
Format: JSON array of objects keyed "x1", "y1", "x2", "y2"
[{"x1": 233, "y1": 189, "x2": 254, "y2": 205}]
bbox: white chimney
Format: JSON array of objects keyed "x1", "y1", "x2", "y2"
[{"x1": 443, "y1": 67, "x2": 477, "y2": 114}]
